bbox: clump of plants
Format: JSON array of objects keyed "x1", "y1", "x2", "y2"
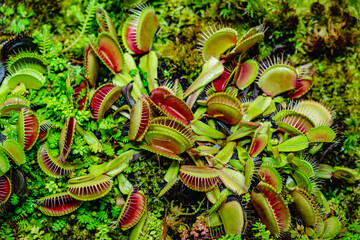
[{"x1": 0, "y1": 1, "x2": 359, "y2": 240}]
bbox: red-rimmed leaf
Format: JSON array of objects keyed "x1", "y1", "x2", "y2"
[
  {"x1": 17, "y1": 107, "x2": 39, "y2": 150},
  {"x1": 67, "y1": 174, "x2": 112, "y2": 201},
  {"x1": 248, "y1": 123, "x2": 269, "y2": 157},
  {"x1": 37, "y1": 192, "x2": 82, "y2": 216},
  {"x1": 289, "y1": 64, "x2": 314, "y2": 99},
  {"x1": 122, "y1": 5, "x2": 159, "y2": 54},
  {"x1": 249, "y1": 134, "x2": 268, "y2": 157},
  {"x1": 179, "y1": 165, "x2": 220, "y2": 192},
  {"x1": 118, "y1": 190, "x2": 147, "y2": 230},
  {"x1": 0, "y1": 94, "x2": 30, "y2": 115},
  {"x1": 37, "y1": 144, "x2": 74, "y2": 178},
  {"x1": 207, "y1": 92, "x2": 243, "y2": 125},
  {"x1": 288, "y1": 78, "x2": 313, "y2": 99},
  {"x1": 90, "y1": 33, "x2": 123, "y2": 75},
  {"x1": 90, "y1": 84, "x2": 122, "y2": 121},
  {"x1": 73, "y1": 80, "x2": 88, "y2": 111},
  {"x1": 58, "y1": 117, "x2": 76, "y2": 165},
  {"x1": 0, "y1": 175, "x2": 11, "y2": 205},
  {"x1": 212, "y1": 68, "x2": 232, "y2": 92},
  {"x1": 251, "y1": 183, "x2": 291, "y2": 237},
  {"x1": 37, "y1": 121, "x2": 51, "y2": 143},
  {"x1": 128, "y1": 97, "x2": 151, "y2": 141},
  {"x1": 150, "y1": 87, "x2": 193, "y2": 125},
  {"x1": 136, "y1": 6, "x2": 159, "y2": 52},
  {"x1": 235, "y1": 59, "x2": 259, "y2": 89},
  {"x1": 123, "y1": 17, "x2": 144, "y2": 54},
  {"x1": 259, "y1": 165, "x2": 282, "y2": 193}
]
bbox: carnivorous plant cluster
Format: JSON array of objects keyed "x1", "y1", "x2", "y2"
[{"x1": 0, "y1": 2, "x2": 358, "y2": 240}]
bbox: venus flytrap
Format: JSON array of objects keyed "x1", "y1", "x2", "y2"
[{"x1": 0, "y1": 3, "x2": 358, "y2": 240}]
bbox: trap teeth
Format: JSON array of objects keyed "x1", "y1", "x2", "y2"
[
  {"x1": 198, "y1": 26, "x2": 237, "y2": 61},
  {"x1": 37, "y1": 192, "x2": 82, "y2": 216},
  {"x1": 118, "y1": 189, "x2": 146, "y2": 230},
  {"x1": 90, "y1": 84, "x2": 122, "y2": 121},
  {"x1": 67, "y1": 174, "x2": 112, "y2": 201},
  {"x1": 17, "y1": 107, "x2": 40, "y2": 150},
  {"x1": 90, "y1": 33, "x2": 124, "y2": 75},
  {"x1": 207, "y1": 92, "x2": 244, "y2": 125},
  {"x1": 122, "y1": 5, "x2": 159, "y2": 54}
]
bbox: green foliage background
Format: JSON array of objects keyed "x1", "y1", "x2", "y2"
[{"x1": 0, "y1": 0, "x2": 359, "y2": 239}]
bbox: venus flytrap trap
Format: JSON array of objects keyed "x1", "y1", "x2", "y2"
[
  {"x1": 0, "y1": 175, "x2": 11, "y2": 212},
  {"x1": 37, "y1": 192, "x2": 82, "y2": 216}
]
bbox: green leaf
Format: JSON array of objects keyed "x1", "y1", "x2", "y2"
[
  {"x1": 118, "y1": 174, "x2": 133, "y2": 195},
  {"x1": 33, "y1": 24, "x2": 53, "y2": 57},
  {"x1": 139, "y1": 51, "x2": 158, "y2": 92},
  {"x1": 276, "y1": 135, "x2": 309, "y2": 152},
  {"x1": 164, "y1": 160, "x2": 180, "y2": 182},
  {"x1": 218, "y1": 168, "x2": 247, "y2": 195},
  {"x1": 4, "y1": 7, "x2": 15, "y2": 16},
  {"x1": 10, "y1": 194, "x2": 19, "y2": 205},
  {"x1": 102, "y1": 143, "x2": 115, "y2": 156},
  {"x1": 17, "y1": 5, "x2": 27, "y2": 17},
  {"x1": 183, "y1": 57, "x2": 224, "y2": 98}
]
